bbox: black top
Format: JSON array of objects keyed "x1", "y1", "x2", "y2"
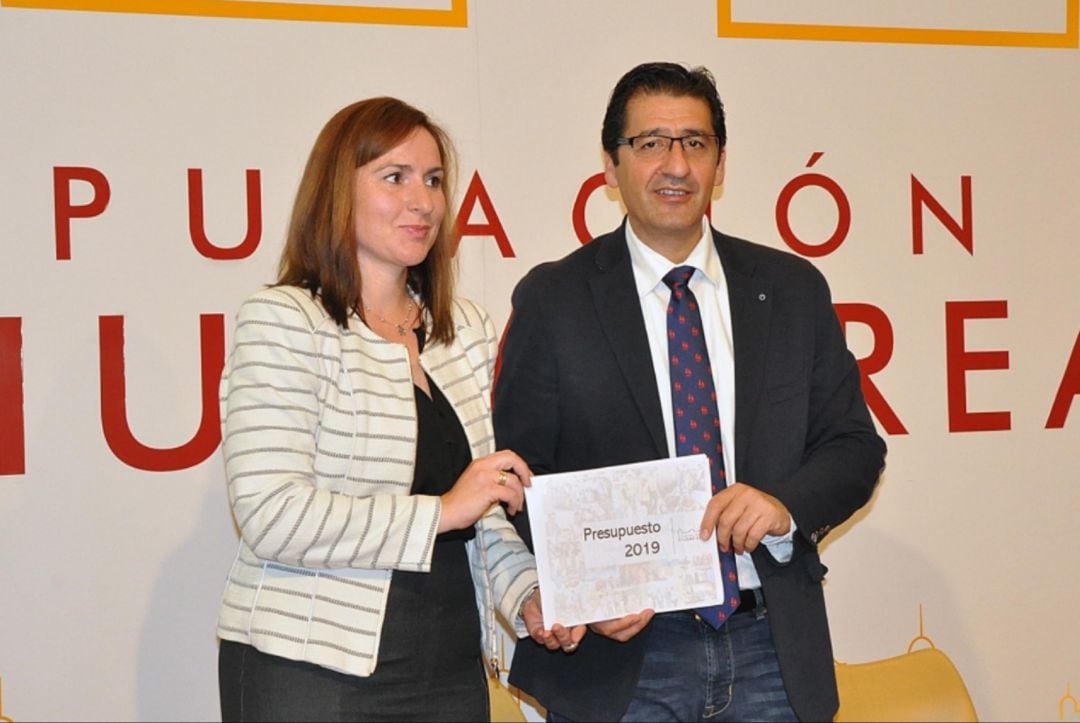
[{"x1": 374, "y1": 330, "x2": 481, "y2": 681}]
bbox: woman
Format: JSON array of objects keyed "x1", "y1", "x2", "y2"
[{"x1": 216, "y1": 97, "x2": 575, "y2": 722}]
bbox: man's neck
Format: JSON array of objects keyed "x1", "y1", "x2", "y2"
[{"x1": 626, "y1": 218, "x2": 708, "y2": 264}]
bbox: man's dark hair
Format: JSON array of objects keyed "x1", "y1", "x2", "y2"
[{"x1": 601, "y1": 62, "x2": 726, "y2": 165}]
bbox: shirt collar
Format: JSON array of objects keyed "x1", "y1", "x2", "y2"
[{"x1": 625, "y1": 216, "x2": 723, "y2": 298}]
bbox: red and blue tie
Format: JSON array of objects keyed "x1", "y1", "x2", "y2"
[{"x1": 663, "y1": 265, "x2": 740, "y2": 628}]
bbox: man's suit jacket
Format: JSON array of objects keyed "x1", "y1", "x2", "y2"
[{"x1": 494, "y1": 223, "x2": 886, "y2": 722}]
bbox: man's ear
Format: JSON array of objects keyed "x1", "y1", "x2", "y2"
[
  {"x1": 714, "y1": 149, "x2": 726, "y2": 188},
  {"x1": 603, "y1": 152, "x2": 620, "y2": 189}
]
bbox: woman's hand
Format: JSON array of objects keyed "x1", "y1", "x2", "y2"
[{"x1": 438, "y1": 449, "x2": 532, "y2": 532}]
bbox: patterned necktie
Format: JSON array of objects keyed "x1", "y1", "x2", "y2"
[{"x1": 663, "y1": 265, "x2": 740, "y2": 628}]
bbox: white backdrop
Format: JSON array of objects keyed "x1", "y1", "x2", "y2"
[{"x1": 1, "y1": 1, "x2": 1078, "y2": 721}]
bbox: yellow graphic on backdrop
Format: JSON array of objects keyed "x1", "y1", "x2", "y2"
[
  {"x1": 717, "y1": 0, "x2": 1078, "y2": 48},
  {"x1": 907, "y1": 602, "x2": 935, "y2": 652},
  {"x1": 833, "y1": 604, "x2": 978, "y2": 722},
  {"x1": 0, "y1": 0, "x2": 467, "y2": 27},
  {"x1": 0, "y1": 676, "x2": 13, "y2": 723},
  {"x1": 1062, "y1": 683, "x2": 1080, "y2": 720}
]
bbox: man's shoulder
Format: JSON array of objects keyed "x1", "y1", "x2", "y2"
[
  {"x1": 516, "y1": 228, "x2": 622, "y2": 293},
  {"x1": 715, "y1": 229, "x2": 824, "y2": 281}
]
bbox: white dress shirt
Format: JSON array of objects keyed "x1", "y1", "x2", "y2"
[{"x1": 624, "y1": 217, "x2": 793, "y2": 590}]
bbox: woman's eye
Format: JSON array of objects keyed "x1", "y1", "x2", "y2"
[
  {"x1": 384, "y1": 172, "x2": 401, "y2": 183},
  {"x1": 426, "y1": 175, "x2": 443, "y2": 188}
]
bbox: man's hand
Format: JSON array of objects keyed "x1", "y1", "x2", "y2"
[
  {"x1": 699, "y1": 482, "x2": 791, "y2": 554},
  {"x1": 522, "y1": 590, "x2": 587, "y2": 653},
  {"x1": 587, "y1": 609, "x2": 655, "y2": 643}
]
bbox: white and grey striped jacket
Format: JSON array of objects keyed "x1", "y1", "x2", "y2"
[{"x1": 216, "y1": 285, "x2": 537, "y2": 677}]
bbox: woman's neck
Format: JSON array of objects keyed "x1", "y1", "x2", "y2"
[{"x1": 360, "y1": 268, "x2": 411, "y2": 314}]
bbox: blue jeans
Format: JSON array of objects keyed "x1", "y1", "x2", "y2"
[{"x1": 549, "y1": 608, "x2": 796, "y2": 722}]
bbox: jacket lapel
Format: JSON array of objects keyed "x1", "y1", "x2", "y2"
[
  {"x1": 715, "y1": 231, "x2": 772, "y2": 469},
  {"x1": 589, "y1": 228, "x2": 669, "y2": 458},
  {"x1": 422, "y1": 331, "x2": 493, "y2": 460}
]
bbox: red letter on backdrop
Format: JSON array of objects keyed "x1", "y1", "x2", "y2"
[
  {"x1": 99, "y1": 314, "x2": 225, "y2": 471},
  {"x1": 1046, "y1": 331, "x2": 1080, "y2": 429},
  {"x1": 912, "y1": 175, "x2": 973, "y2": 255},
  {"x1": 834, "y1": 303, "x2": 908, "y2": 435},
  {"x1": 0, "y1": 318, "x2": 25, "y2": 475},
  {"x1": 453, "y1": 171, "x2": 514, "y2": 257},
  {"x1": 572, "y1": 173, "x2": 607, "y2": 244},
  {"x1": 776, "y1": 153, "x2": 851, "y2": 258},
  {"x1": 188, "y1": 168, "x2": 263, "y2": 260},
  {"x1": 54, "y1": 166, "x2": 111, "y2": 260},
  {"x1": 945, "y1": 300, "x2": 1010, "y2": 432}
]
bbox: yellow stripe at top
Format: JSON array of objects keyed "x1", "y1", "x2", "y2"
[
  {"x1": 0, "y1": 0, "x2": 468, "y2": 27},
  {"x1": 716, "y1": 0, "x2": 1078, "y2": 49}
]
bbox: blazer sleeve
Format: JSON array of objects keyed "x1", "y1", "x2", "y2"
[
  {"x1": 474, "y1": 503, "x2": 539, "y2": 638},
  {"x1": 491, "y1": 269, "x2": 561, "y2": 551},
  {"x1": 221, "y1": 288, "x2": 440, "y2": 572},
  {"x1": 454, "y1": 296, "x2": 539, "y2": 636},
  {"x1": 775, "y1": 267, "x2": 887, "y2": 546},
  {"x1": 492, "y1": 270, "x2": 561, "y2": 470}
]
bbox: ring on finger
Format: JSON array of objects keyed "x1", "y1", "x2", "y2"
[
  {"x1": 497, "y1": 471, "x2": 509, "y2": 486},
  {"x1": 564, "y1": 642, "x2": 578, "y2": 652}
]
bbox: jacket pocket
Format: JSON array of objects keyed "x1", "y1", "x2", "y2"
[{"x1": 802, "y1": 553, "x2": 829, "y2": 582}]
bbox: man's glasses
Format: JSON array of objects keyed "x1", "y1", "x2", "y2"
[{"x1": 615, "y1": 133, "x2": 720, "y2": 160}]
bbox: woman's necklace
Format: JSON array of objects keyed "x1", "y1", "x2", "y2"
[{"x1": 366, "y1": 299, "x2": 415, "y2": 337}]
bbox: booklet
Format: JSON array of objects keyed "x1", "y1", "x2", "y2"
[{"x1": 524, "y1": 455, "x2": 724, "y2": 628}]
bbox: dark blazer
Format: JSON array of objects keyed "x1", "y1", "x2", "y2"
[{"x1": 493, "y1": 223, "x2": 886, "y2": 722}]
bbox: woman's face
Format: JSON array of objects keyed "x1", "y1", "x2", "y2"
[{"x1": 352, "y1": 127, "x2": 446, "y2": 278}]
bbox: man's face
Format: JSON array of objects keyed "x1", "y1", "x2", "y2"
[{"x1": 604, "y1": 92, "x2": 725, "y2": 260}]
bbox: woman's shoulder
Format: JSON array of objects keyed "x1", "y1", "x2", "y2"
[
  {"x1": 450, "y1": 296, "x2": 494, "y2": 333},
  {"x1": 236, "y1": 284, "x2": 332, "y2": 330}
]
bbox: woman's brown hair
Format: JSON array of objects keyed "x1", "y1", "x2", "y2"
[{"x1": 277, "y1": 96, "x2": 458, "y2": 344}]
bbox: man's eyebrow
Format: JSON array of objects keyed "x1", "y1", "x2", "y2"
[{"x1": 632, "y1": 127, "x2": 712, "y2": 136}]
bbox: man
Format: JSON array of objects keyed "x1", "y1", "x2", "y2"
[{"x1": 495, "y1": 62, "x2": 886, "y2": 722}]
